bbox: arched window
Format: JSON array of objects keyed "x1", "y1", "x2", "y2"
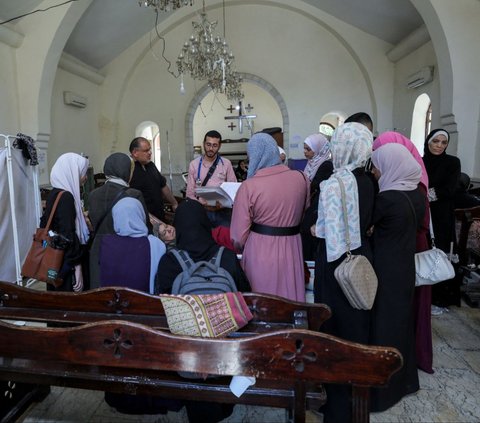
[
  {"x1": 135, "y1": 121, "x2": 161, "y2": 170},
  {"x1": 319, "y1": 111, "x2": 347, "y2": 139},
  {"x1": 410, "y1": 94, "x2": 431, "y2": 156}
]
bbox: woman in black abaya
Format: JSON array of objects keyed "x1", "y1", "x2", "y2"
[
  {"x1": 423, "y1": 129, "x2": 461, "y2": 309},
  {"x1": 369, "y1": 143, "x2": 425, "y2": 412}
]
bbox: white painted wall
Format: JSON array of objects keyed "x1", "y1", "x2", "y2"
[
  {"x1": 392, "y1": 41, "x2": 439, "y2": 138},
  {"x1": 0, "y1": 42, "x2": 20, "y2": 134},
  {"x1": 50, "y1": 68, "x2": 102, "y2": 172},
  {"x1": 192, "y1": 82, "x2": 283, "y2": 148}
]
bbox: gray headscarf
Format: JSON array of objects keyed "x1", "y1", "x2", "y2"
[
  {"x1": 103, "y1": 152, "x2": 133, "y2": 186},
  {"x1": 247, "y1": 133, "x2": 281, "y2": 178}
]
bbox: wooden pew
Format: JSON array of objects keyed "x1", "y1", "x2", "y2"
[
  {"x1": 0, "y1": 282, "x2": 331, "y2": 332},
  {"x1": 455, "y1": 205, "x2": 480, "y2": 265},
  {"x1": 0, "y1": 282, "x2": 402, "y2": 423}
]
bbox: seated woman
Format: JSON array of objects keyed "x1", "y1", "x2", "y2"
[
  {"x1": 99, "y1": 197, "x2": 166, "y2": 294},
  {"x1": 235, "y1": 160, "x2": 248, "y2": 182},
  {"x1": 99, "y1": 197, "x2": 173, "y2": 415},
  {"x1": 154, "y1": 199, "x2": 249, "y2": 423},
  {"x1": 155, "y1": 199, "x2": 249, "y2": 294}
]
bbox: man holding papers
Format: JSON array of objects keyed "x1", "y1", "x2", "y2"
[{"x1": 186, "y1": 130, "x2": 237, "y2": 227}]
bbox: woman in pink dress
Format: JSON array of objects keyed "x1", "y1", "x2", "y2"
[{"x1": 231, "y1": 133, "x2": 309, "y2": 301}]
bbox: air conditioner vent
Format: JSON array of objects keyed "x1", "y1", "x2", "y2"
[
  {"x1": 406, "y1": 66, "x2": 434, "y2": 89},
  {"x1": 63, "y1": 91, "x2": 87, "y2": 108}
]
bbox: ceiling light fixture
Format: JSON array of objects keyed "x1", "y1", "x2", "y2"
[
  {"x1": 139, "y1": 0, "x2": 194, "y2": 12},
  {"x1": 176, "y1": 0, "x2": 243, "y2": 100}
]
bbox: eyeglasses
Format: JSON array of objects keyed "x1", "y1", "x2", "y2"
[
  {"x1": 205, "y1": 142, "x2": 220, "y2": 149},
  {"x1": 431, "y1": 139, "x2": 448, "y2": 146}
]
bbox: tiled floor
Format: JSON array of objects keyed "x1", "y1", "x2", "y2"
[{"x1": 18, "y1": 303, "x2": 480, "y2": 422}]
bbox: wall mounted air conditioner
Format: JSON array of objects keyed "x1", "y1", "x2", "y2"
[
  {"x1": 406, "y1": 66, "x2": 434, "y2": 89},
  {"x1": 63, "y1": 91, "x2": 87, "y2": 108}
]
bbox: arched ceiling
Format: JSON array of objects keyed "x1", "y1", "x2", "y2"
[{"x1": 0, "y1": 0, "x2": 423, "y2": 70}]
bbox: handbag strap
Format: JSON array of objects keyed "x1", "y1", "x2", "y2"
[
  {"x1": 201, "y1": 155, "x2": 220, "y2": 186},
  {"x1": 400, "y1": 191, "x2": 436, "y2": 248},
  {"x1": 335, "y1": 176, "x2": 351, "y2": 256},
  {"x1": 93, "y1": 187, "x2": 128, "y2": 234},
  {"x1": 44, "y1": 191, "x2": 65, "y2": 232}
]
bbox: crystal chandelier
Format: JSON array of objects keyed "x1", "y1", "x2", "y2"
[
  {"x1": 176, "y1": 2, "x2": 243, "y2": 101},
  {"x1": 139, "y1": 0, "x2": 193, "y2": 12}
]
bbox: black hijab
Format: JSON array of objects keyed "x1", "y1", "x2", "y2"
[
  {"x1": 173, "y1": 199, "x2": 219, "y2": 261},
  {"x1": 423, "y1": 128, "x2": 451, "y2": 187},
  {"x1": 103, "y1": 152, "x2": 132, "y2": 183}
]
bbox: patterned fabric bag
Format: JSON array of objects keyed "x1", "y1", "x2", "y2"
[
  {"x1": 160, "y1": 292, "x2": 252, "y2": 338},
  {"x1": 160, "y1": 292, "x2": 253, "y2": 379}
]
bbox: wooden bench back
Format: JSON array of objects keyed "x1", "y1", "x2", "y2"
[
  {"x1": 0, "y1": 281, "x2": 331, "y2": 332},
  {"x1": 455, "y1": 206, "x2": 480, "y2": 264},
  {"x1": 0, "y1": 319, "x2": 402, "y2": 387}
]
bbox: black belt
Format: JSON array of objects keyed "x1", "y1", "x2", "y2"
[{"x1": 251, "y1": 222, "x2": 300, "y2": 236}]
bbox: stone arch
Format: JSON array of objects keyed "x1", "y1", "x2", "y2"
[
  {"x1": 34, "y1": 0, "x2": 93, "y2": 141},
  {"x1": 184, "y1": 72, "x2": 289, "y2": 163},
  {"x1": 409, "y1": 0, "x2": 455, "y2": 135}
]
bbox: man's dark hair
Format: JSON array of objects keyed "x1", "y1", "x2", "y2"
[
  {"x1": 345, "y1": 112, "x2": 373, "y2": 128},
  {"x1": 129, "y1": 137, "x2": 148, "y2": 153},
  {"x1": 203, "y1": 130, "x2": 222, "y2": 143}
]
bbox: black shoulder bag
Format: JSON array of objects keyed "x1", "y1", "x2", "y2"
[{"x1": 201, "y1": 156, "x2": 220, "y2": 186}]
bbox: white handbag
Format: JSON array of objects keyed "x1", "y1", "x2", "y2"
[
  {"x1": 333, "y1": 177, "x2": 378, "y2": 310},
  {"x1": 401, "y1": 192, "x2": 456, "y2": 287},
  {"x1": 415, "y1": 246, "x2": 455, "y2": 286}
]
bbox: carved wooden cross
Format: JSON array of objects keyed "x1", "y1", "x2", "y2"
[{"x1": 224, "y1": 101, "x2": 256, "y2": 135}]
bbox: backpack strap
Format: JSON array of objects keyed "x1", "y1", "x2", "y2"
[
  {"x1": 171, "y1": 249, "x2": 195, "y2": 273},
  {"x1": 211, "y1": 246, "x2": 225, "y2": 267}
]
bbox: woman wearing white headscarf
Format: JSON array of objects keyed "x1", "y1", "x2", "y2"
[
  {"x1": 301, "y1": 134, "x2": 333, "y2": 259},
  {"x1": 41, "y1": 152, "x2": 90, "y2": 292},
  {"x1": 99, "y1": 197, "x2": 165, "y2": 294},
  {"x1": 313, "y1": 123, "x2": 376, "y2": 423},
  {"x1": 369, "y1": 143, "x2": 425, "y2": 412},
  {"x1": 231, "y1": 133, "x2": 309, "y2": 301}
]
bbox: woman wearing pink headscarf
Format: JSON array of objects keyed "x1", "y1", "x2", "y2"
[
  {"x1": 373, "y1": 131, "x2": 433, "y2": 374},
  {"x1": 370, "y1": 143, "x2": 425, "y2": 412}
]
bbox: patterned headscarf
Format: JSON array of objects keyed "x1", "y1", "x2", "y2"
[
  {"x1": 50, "y1": 153, "x2": 90, "y2": 244},
  {"x1": 247, "y1": 133, "x2": 281, "y2": 178},
  {"x1": 372, "y1": 144, "x2": 422, "y2": 192},
  {"x1": 303, "y1": 133, "x2": 331, "y2": 181},
  {"x1": 373, "y1": 131, "x2": 428, "y2": 189},
  {"x1": 316, "y1": 123, "x2": 373, "y2": 262}
]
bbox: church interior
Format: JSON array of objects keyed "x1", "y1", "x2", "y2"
[{"x1": 1, "y1": 0, "x2": 480, "y2": 422}]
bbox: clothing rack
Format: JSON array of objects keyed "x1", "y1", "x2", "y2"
[{"x1": 0, "y1": 134, "x2": 41, "y2": 284}]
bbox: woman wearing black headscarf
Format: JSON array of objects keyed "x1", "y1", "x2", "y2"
[
  {"x1": 88, "y1": 152, "x2": 150, "y2": 288},
  {"x1": 154, "y1": 198, "x2": 249, "y2": 423},
  {"x1": 423, "y1": 129, "x2": 461, "y2": 310},
  {"x1": 154, "y1": 198, "x2": 250, "y2": 295}
]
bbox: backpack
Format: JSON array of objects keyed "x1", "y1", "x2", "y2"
[{"x1": 171, "y1": 246, "x2": 237, "y2": 295}]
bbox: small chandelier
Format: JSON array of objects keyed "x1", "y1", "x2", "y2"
[
  {"x1": 176, "y1": 3, "x2": 243, "y2": 101},
  {"x1": 139, "y1": 0, "x2": 193, "y2": 12}
]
